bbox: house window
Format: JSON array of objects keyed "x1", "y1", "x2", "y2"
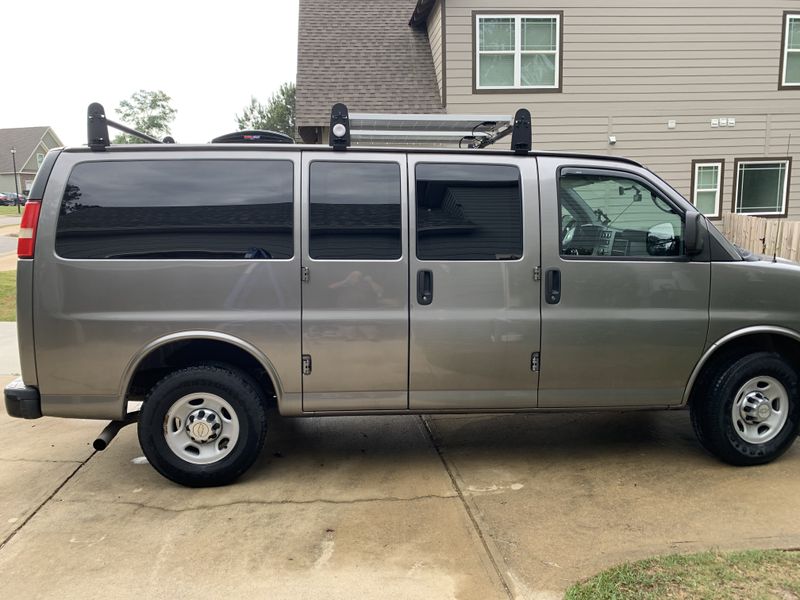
[
  {"x1": 691, "y1": 160, "x2": 723, "y2": 218},
  {"x1": 781, "y1": 13, "x2": 800, "y2": 87},
  {"x1": 733, "y1": 159, "x2": 791, "y2": 217},
  {"x1": 475, "y1": 13, "x2": 561, "y2": 90},
  {"x1": 36, "y1": 153, "x2": 45, "y2": 168}
]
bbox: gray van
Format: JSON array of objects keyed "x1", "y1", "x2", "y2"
[{"x1": 5, "y1": 104, "x2": 800, "y2": 487}]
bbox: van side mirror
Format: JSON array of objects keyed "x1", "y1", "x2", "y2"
[
  {"x1": 684, "y1": 211, "x2": 705, "y2": 256},
  {"x1": 647, "y1": 223, "x2": 678, "y2": 256}
]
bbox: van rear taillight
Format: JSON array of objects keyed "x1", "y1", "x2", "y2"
[{"x1": 17, "y1": 201, "x2": 42, "y2": 259}]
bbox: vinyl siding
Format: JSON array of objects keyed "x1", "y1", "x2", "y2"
[
  {"x1": 427, "y1": 0, "x2": 444, "y2": 99},
  {"x1": 42, "y1": 130, "x2": 61, "y2": 148},
  {"x1": 0, "y1": 174, "x2": 18, "y2": 193},
  {"x1": 19, "y1": 142, "x2": 49, "y2": 173},
  {"x1": 442, "y1": 0, "x2": 800, "y2": 218}
]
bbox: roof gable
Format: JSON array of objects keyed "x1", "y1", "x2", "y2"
[{"x1": 0, "y1": 127, "x2": 61, "y2": 173}]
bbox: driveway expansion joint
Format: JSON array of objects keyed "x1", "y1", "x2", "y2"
[
  {"x1": 0, "y1": 457, "x2": 85, "y2": 464},
  {"x1": 0, "y1": 450, "x2": 98, "y2": 552},
  {"x1": 420, "y1": 416, "x2": 514, "y2": 600},
  {"x1": 63, "y1": 493, "x2": 460, "y2": 514}
]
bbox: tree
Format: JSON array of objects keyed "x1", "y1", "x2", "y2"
[
  {"x1": 236, "y1": 82, "x2": 295, "y2": 137},
  {"x1": 113, "y1": 90, "x2": 177, "y2": 144}
]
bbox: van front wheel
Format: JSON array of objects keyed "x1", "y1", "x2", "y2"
[
  {"x1": 691, "y1": 352, "x2": 800, "y2": 465},
  {"x1": 138, "y1": 365, "x2": 267, "y2": 487}
]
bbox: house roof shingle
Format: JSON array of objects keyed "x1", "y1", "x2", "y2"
[
  {"x1": 0, "y1": 127, "x2": 53, "y2": 173},
  {"x1": 296, "y1": 0, "x2": 444, "y2": 128}
]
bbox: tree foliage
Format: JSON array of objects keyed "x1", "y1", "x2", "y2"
[
  {"x1": 113, "y1": 90, "x2": 177, "y2": 144},
  {"x1": 236, "y1": 82, "x2": 295, "y2": 137}
]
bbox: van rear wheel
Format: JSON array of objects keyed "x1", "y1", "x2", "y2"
[
  {"x1": 690, "y1": 352, "x2": 800, "y2": 465},
  {"x1": 138, "y1": 365, "x2": 267, "y2": 487}
]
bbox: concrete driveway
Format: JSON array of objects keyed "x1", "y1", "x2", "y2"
[{"x1": 1, "y1": 369, "x2": 799, "y2": 598}]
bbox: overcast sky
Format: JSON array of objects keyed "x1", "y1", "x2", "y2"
[{"x1": 1, "y1": 0, "x2": 299, "y2": 146}]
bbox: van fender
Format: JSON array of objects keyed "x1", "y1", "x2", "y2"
[
  {"x1": 119, "y1": 330, "x2": 285, "y2": 412},
  {"x1": 681, "y1": 325, "x2": 800, "y2": 406}
]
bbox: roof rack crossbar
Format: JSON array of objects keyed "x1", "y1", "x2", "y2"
[
  {"x1": 87, "y1": 102, "x2": 168, "y2": 151},
  {"x1": 473, "y1": 122, "x2": 514, "y2": 149}
]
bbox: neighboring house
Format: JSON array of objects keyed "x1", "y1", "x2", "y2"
[
  {"x1": 297, "y1": 0, "x2": 800, "y2": 221},
  {"x1": 0, "y1": 127, "x2": 63, "y2": 196}
]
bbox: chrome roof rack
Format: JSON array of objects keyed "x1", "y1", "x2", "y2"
[{"x1": 328, "y1": 104, "x2": 531, "y2": 149}]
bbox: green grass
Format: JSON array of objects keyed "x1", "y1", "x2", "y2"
[
  {"x1": 0, "y1": 270, "x2": 15, "y2": 321},
  {"x1": 0, "y1": 205, "x2": 23, "y2": 217},
  {"x1": 565, "y1": 550, "x2": 800, "y2": 600}
]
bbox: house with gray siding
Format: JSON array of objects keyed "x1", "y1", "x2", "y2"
[
  {"x1": 0, "y1": 127, "x2": 63, "y2": 197},
  {"x1": 297, "y1": 0, "x2": 800, "y2": 220}
]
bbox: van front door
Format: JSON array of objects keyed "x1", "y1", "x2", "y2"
[
  {"x1": 408, "y1": 155, "x2": 541, "y2": 410},
  {"x1": 537, "y1": 157, "x2": 711, "y2": 408},
  {"x1": 300, "y1": 153, "x2": 408, "y2": 411}
]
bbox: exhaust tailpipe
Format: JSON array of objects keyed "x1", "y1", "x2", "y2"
[{"x1": 93, "y1": 411, "x2": 139, "y2": 451}]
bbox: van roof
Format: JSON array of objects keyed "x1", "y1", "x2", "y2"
[{"x1": 61, "y1": 143, "x2": 644, "y2": 168}]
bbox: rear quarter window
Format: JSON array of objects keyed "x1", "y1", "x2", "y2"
[{"x1": 55, "y1": 159, "x2": 294, "y2": 259}]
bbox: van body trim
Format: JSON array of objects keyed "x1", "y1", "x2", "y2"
[
  {"x1": 682, "y1": 325, "x2": 800, "y2": 406},
  {"x1": 120, "y1": 331, "x2": 286, "y2": 414}
]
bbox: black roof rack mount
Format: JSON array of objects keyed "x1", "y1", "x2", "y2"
[
  {"x1": 511, "y1": 108, "x2": 532, "y2": 154},
  {"x1": 87, "y1": 102, "x2": 175, "y2": 151},
  {"x1": 329, "y1": 103, "x2": 351, "y2": 150}
]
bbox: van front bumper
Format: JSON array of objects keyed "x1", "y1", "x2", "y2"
[{"x1": 4, "y1": 378, "x2": 42, "y2": 419}]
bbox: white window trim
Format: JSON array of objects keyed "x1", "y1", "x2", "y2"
[
  {"x1": 476, "y1": 14, "x2": 561, "y2": 90},
  {"x1": 734, "y1": 159, "x2": 790, "y2": 217},
  {"x1": 692, "y1": 161, "x2": 722, "y2": 218},
  {"x1": 782, "y1": 14, "x2": 800, "y2": 87}
]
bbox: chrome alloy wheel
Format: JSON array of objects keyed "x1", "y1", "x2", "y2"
[
  {"x1": 163, "y1": 393, "x2": 240, "y2": 464},
  {"x1": 731, "y1": 376, "x2": 789, "y2": 445}
]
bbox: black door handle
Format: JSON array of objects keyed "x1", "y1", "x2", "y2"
[
  {"x1": 545, "y1": 269, "x2": 561, "y2": 305},
  {"x1": 417, "y1": 269, "x2": 433, "y2": 305}
]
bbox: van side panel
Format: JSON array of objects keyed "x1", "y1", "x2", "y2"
[
  {"x1": 33, "y1": 150, "x2": 302, "y2": 420},
  {"x1": 16, "y1": 261, "x2": 37, "y2": 386},
  {"x1": 16, "y1": 149, "x2": 62, "y2": 388}
]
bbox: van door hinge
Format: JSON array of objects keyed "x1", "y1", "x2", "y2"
[
  {"x1": 301, "y1": 266, "x2": 310, "y2": 283},
  {"x1": 302, "y1": 354, "x2": 312, "y2": 375},
  {"x1": 531, "y1": 352, "x2": 540, "y2": 372},
  {"x1": 533, "y1": 266, "x2": 542, "y2": 281}
]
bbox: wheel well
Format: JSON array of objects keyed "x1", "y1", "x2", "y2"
[
  {"x1": 126, "y1": 339, "x2": 277, "y2": 407},
  {"x1": 688, "y1": 332, "x2": 800, "y2": 405}
]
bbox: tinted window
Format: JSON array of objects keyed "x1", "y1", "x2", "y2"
[
  {"x1": 309, "y1": 161, "x2": 402, "y2": 260},
  {"x1": 56, "y1": 160, "x2": 293, "y2": 260},
  {"x1": 415, "y1": 163, "x2": 522, "y2": 260},
  {"x1": 559, "y1": 172, "x2": 684, "y2": 258}
]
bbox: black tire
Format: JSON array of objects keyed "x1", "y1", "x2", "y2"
[
  {"x1": 138, "y1": 365, "x2": 267, "y2": 487},
  {"x1": 690, "y1": 351, "x2": 800, "y2": 465}
]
